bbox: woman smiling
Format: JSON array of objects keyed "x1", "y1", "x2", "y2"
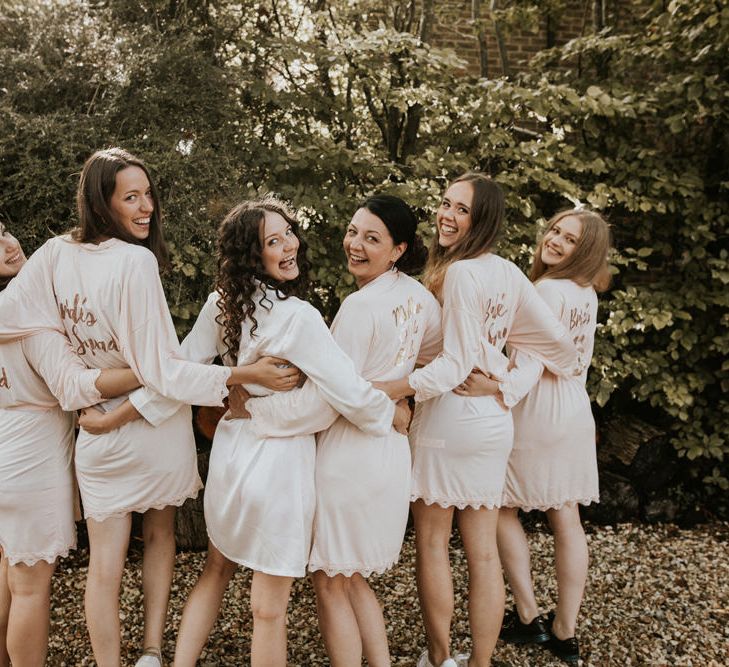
[
  {"x1": 0, "y1": 150, "x2": 298, "y2": 667},
  {"x1": 375, "y1": 174, "x2": 580, "y2": 667},
  {"x1": 172, "y1": 198, "x2": 403, "y2": 667},
  {"x1": 241, "y1": 194, "x2": 442, "y2": 667}
]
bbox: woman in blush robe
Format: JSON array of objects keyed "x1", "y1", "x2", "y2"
[
  {"x1": 0, "y1": 150, "x2": 297, "y2": 667},
  {"x1": 375, "y1": 174, "x2": 579, "y2": 667},
  {"x1": 241, "y1": 195, "x2": 442, "y2": 667},
  {"x1": 461, "y1": 209, "x2": 612, "y2": 666},
  {"x1": 172, "y1": 198, "x2": 405, "y2": 667},
  {"x1": 0, "y1": 221, "x2": 144, "y2": 667}
]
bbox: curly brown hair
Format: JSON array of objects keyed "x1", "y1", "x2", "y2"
[{"x1": 214, "y1": 197, "x2": 310, "y2": 363}]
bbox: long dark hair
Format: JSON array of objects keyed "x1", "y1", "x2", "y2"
[
  {"x1": 214, "y1": 197, "x2": 310, "y2": 362},
  {"x1": 423, "y1": 173, "x2": 504, "y2": 297},
  {"x1": 73, "y1": 148, "x2": 169, "y2": 268},
  {"x1": 531, "y1": 209, "x2": 612, "y2": 292},
  {"x1": 358, "y1": 194, "x2": 427, "y2": 275}
]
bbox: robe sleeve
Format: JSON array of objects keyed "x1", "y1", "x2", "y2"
[
  {"x1": 126, "y1": 386, "x2": 182, "y2": 427},
  {"x1": 128, "y1": 291, "x2": 227, "y2": 426},
  {"x1": 21, "y1": 331, "x2": 102, "y2": 411},
  {"x1": 0, "y1": 240, "x2": 64, "y2": 341},
  {"x1": 114, "y1": 253, "x2": 231, "y2": 406},
  {"x1": 408, "y1": 262, "x2": 483, "y2": 402},
  {"x1": 416, "y1": 293, "x2": 444, "y2": 365},
  {"x1": 504, "y1": 274, "x2": 578, "y2": 378},
  {"x1": 179, "y1": 291, "x2": 228, "y2": 365},
  {"x1": 246, "y1": 380, "x2": 340, "y2": 439},
  {"x1": 497, "y1": 350, "x2": 544, "y2": 408},
  {"x1": 248, "y1": 302, "x2": 394, "y2": 437},
  {"x1": 491, "y1": 278, "x2": 575, "y2": 406}
]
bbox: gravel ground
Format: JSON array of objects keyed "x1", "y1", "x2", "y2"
[{"x1": 46, "y1": 521, "x2": 728, "y2": 666}]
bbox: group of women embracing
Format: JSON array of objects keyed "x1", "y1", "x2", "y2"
[{"x1": 0, "y1": 147, "x2": 611, "y2": 667}]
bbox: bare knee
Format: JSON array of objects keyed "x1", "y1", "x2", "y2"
[
  {"x1": 547, "y1": 506, "x2": 584, "y2": 537},
  {"x1": 466, "y1": 547, "x2": 501, "y2": 570},
  {"x1": 462, "y1": 519, "x2": 501, "y2": 574},
  {"x1": 144, "y1": 525, "x2": 175, "y2": 547},
  {"x1": 313, "y1": 572, "x2": 348, "y2": 601},
  {"x1": 413, "y1": 503, "x2": 454, "y2": 553},
  {"x1": 348, "y1": 573, "x2": 370, "y2": 595},
  {"x1": 8, "y1": 563, "x2": 54, "y2": 598},
  {"x1": 415, "y1": 522, "x2": 451, "y2": 555},
  {"x1": 251, "y1": 573, "x2": 292, "y2": 623},
  {"x1": 251, "y1": 595, "x2": 288, "y2": 624},
  {"x1": 87, "y1": 515, "x2": 132, "y2": 566},
  {"x1": 87, "y1": 549, "x2": 126, "y2": 590},
  {"x1": 143, "y1": 508, "x2": 176, "y2": 544},
  {"x1": 7, "y1": 577, "x2": 51, "y2": 599},
  {"x1": 204, "y1": 548, "x2": 237, "y2": 581}
]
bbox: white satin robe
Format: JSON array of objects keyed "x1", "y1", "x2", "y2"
[
  {"x1": 504, "y1": 278, "x2": 600, "y2": 510},
  {"x1": 246, "y1": 270, "x2": 442, "y2": 576},
  {"x1": 407, "y1": 253, "x2": 578, "y2": 509},
  {"x1": 0, "y1": 236, "x2": 237, "y2": 520},
  {"x1": 0, "y1": 331, "x2": 101, "y2": 565},
  {"x1": 181, "y1": 288, "x2": 396, "y2": 577}
]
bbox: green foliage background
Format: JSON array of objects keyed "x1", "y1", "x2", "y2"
[{"x1": 0, "y1": 1, "x2": 726, "y2": 484}]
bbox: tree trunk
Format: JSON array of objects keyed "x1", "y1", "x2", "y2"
[
  {"x1": 397, "y1": 0, "x2": 435, "y2": 162},
  {"x1": 174, "y1": 447, "x2": 211, "y2": 551},
  {"x1": 471, "y1": 0, "x2": 489, "y2": 78},
  {"x1": 546, "y1": 9, "x2": 556, "y2": 48},
  {"x1": 489, "y1": 0, "x2": 511, "y2": 78},
  {"x1": 418, "y1": 0, "x2": 435, "y2": 42},
  {"x1": 593, "y1": 0, "x2": 605, "y2": 31}
]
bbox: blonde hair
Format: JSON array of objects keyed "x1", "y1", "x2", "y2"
[
  {"x1": 422, "y1": 173, "x2": 504, "y2": 298},
  {"x1": 531, "y1": 209, "x2": 612, "y2": 292}
]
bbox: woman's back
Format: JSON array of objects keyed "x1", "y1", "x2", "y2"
[
  {"x1": 410, "y1": 253, "x2": 575, "y2": 403},
  {"x1": 330, "y1": 270, "x2": 442, "y2": 383},
  {"x1": 535, "y1": 278, "x2": 597, "y2": 385},
  {"x1": 2, "y1": 234, "x2": 230, "y2": 406},
  {"x1": 46, "y1": 235, "x2": 157, "y2": 369}
]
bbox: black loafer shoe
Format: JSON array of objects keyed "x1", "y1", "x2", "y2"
[
  {"x1": 499, "y1": 608, "x2": 550, "y2": 645},
  {"x1": 546, "y1": 612, "x2": 580, "y2": 664}
]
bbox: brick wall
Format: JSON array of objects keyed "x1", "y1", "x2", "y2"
[{"x1": 429, "y1": 0, "x2": 654, "y2": 77}]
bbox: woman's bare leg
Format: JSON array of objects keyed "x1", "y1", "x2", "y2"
[
  {"x1": 496, "y1": 507, "x2": 539, "y2": 622},
  {"x1": 0, "y1": 553, "x2": 9, "y2": 667},
  {"x1": 457, "y1": 507, "x2": 503, "y2": 667},
  {"x1": 173, "y1": 542, "x2": 237, "y2": 667},
  {"x1": 249, "y1": 571, "x2": 293, "y2": 667},
  {"x1": 314, "y1": 569, "x2": 390, "y2": 667},
  {"x1": 141, "y1": 506, "x2": 176, "y2": 651},
  {"x1": 546, "y1": 506, "x2": 588, "y2": 639},
  {"x1": 348, "y1": 573, "x2": 390, "y2": 667},
  {"x1": 412, "y1": 500, "x2": 455, "y2": 666},
  {"x1": 313, "y1": 571, "x2": 362, "y2": 667},
  {"x1": 5, "y1": 559, "x2": 55, "y2": 667},
  {"x1": 85, "y1": 515, "x2": 132, "y2": 667}
]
